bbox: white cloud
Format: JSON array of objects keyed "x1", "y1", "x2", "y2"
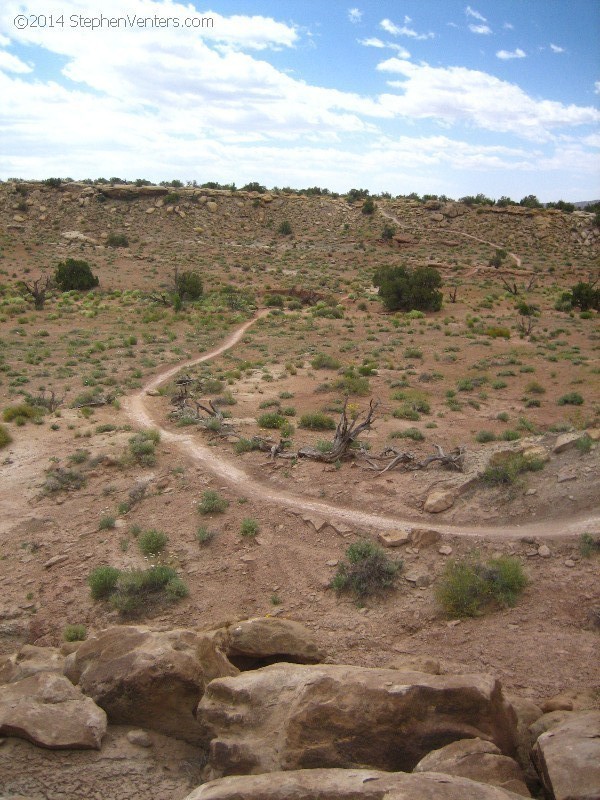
[
  {"x1": 496, "y1": 48, "x2": 526, "y2": 60},
  {"x1": 550, "y1": 44, "x2": 565, "y2": 54},
  {"x1": 359, "y1": 37, "x2": 385, "y2": 48},
  {"x1": 0, "y1": 49, "x2": 32, "y2": 73},
  {"x1": 469, "y1": 24, "x2": 492, "y2": 35},
  {"x1": 359, "y1": 38, "x2": 410, "y2": 57},
  {"x1": 348, "y1": 8, "x2": 362, "y2": 24},
  {"x1": 379, "y1": 18, "x2": 434, "y2": 40},
  {"x1": 595, "y1": 81, "x2": 600, "y2": 95},
  {"x1": 377, "y1": 59, "x2": 600, "y2": 139},
  {"x1": 503, "y1": 22, "x2": 514, "y2": 30},
  {"x1": 465, "y1": 6, "x2": 487, "y2": 22}
]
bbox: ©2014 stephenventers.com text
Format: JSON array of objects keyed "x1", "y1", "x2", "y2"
[{"x1": 13, "y1": 13, "x2": 215, "y2": 30}]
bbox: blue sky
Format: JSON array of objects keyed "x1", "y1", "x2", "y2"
[{"x1": 0, "y1": 0, "x2": 599, "y2": 200}]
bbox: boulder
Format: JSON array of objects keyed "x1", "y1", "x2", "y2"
[
  {"x1": 98, "y1": 185, "x2": 168, "y2": 200},
  {"x1": 210, "y1": 618, "x2": 325, "y2": 669},
  {"x1": 0, "y1": 644, "x2": 65, "y2": 684},
  {"x1": 531, "y1": 711, "x2": 600, "y2": 800},
  {"x1": 185, "y1": 768, "x2": 528, "y2": 799},
  {"x1": 384, "y1": 655, "x2": 441, "y2": 674},
  {"x1": 198, "y1": 663, "x2": 518, "y2": 779},
  {"x1": 378, "y1": 530, "x2": 410, "y2": 548},
  {"x1": 424, "y1": 490, "x2": 455, "y2": 513},
  {"x1": 553, "y1": 432, "x2": 582, "y2": 454},
  {"x1": 64, "y1": 625, "x2": 238, "y2": 743},
  {"x1": 505, "y1": 695, "x2": 543, "y2": 786},
  {"x1": 413, "y1": 738, "x2": 530, "y2": 796},
  {"x1": 0, "y1": 672, "x2": 106, "y2": 749},
  {"x1": 410, "y1": 528, "x2": 442, "y2": 548}
]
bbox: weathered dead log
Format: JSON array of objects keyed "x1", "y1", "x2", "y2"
[
  {"x1": 365, "y1": 444, "x2": 465, "y2": 475},
  {"x1": 296, "y1": 399, "x2": 378, "y2": 463}
]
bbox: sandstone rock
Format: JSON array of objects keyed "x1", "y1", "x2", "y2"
[
  {"x1": 529, "y1": 710, "x2": 573, "y2": 740},
  {"x1": 431, "y1": 213, "x2": 445, "y2": 222},
  {"x1": 377, "y1": 530, "x2": 410, "y2": 548},
  {"x1": 98, "y1": 185, "x2": 168, "y2": 200},
  {"x1": 185, "y1": 768, "x2": 527, "y2": 799},
  {"x1": 521, "y1": 446, "x2": 549, "y2": 464},
  {"x1": 127, "y1": 728, "x2": 153, "y2": 747},
  {"x1": 585, "y1": 428, "x2": 600, "y2": 441},
  {"x1": 553, "y1": 432, "x2": 581, "y2": 453},
  {"x1": 64, "y1": 625, "x2": 238, "y2": 743},
  {"x1": 0, "y1": 672, "x2": 106, "y2": 749},
  {"x1": 206, "y1": 201, "x2": 218, "y2": 212},
  {"x1": 404, "y1": 571, "x2": 432, "y2": 588},
  {"x1": 198, "y1": 663, "x2": 518, "y2": 778},
  {"x1": 0, "y1": 645, "x2": 65, "y2": 684},
  {"x1": 537, "y1": 545, "x2": 551, "y2": 558},
  {"x1": 424, "y1": 490, "x2": 455, "y2": 513},
  {"x1": 532, "y1": 711, "x2": 600, "y2": 800},
  {"x1": 414, "y1": 738, "x2": 530, "y2": 796},
  {"x1": 384, "y1": 655, "x2": 441, "y2": 674},
  {"x1": 210, "y1": 617, "x2": 325, "y2": 669},
  {"x1": 505, "y1": 695, "x2": 543, "y2": 784},
  {"x1": 439, "y1": 545, "x2": 453, "y2": 556},
  {"x1": 410, "y1": 527, "x2": 442, "y2": 548},
  {"x1": 541, "y1": 694, "x2": 573, "y2": 713},
  {"x1": 61, "y1": 230, "x2": 97, "y2": 244}
]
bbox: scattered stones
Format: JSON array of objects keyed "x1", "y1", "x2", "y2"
[
  {"x1": 424, "y1": 490, "x2": 455, "y2": 513},
  {"x1": 0, "y1": 672, "x2": 106, "y2": 749},
  {"x1": 557, "y1": 467, "x2": 577, "y2": 483},
  {"x1": 404, "y1": 572, "x2": 433, "y2": 588},
  {"x1": 43, "y1": 554, "x2": 68, "y2": 569},
  {"x1": 537, "y1": 545, "x2": 551, "y2": 558},
  {"x1": 438, "y1": 545, "x2": 453, "y2": 556},
  {"x1": 126, "y1": 729, "x2": 153, "y2": 747}
]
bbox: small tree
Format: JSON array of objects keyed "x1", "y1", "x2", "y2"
[
  {"x1": 54, "y1": 259, "x2": 99, "y2": 291},
  {"x1": 362, "y1": 197, "x2": 375, "y2": 215},
  {"x1": 277, "y1": 220, "x2": 293, "y2": 236},
  {"x1": 20, "y1": 274, "x2": 53, "y2": 309},
  {"x1": 373, "y1": 265, "x2": 443, "y2": 312},
  {"x1": 571, "y1": 281, "x2": 599, "y2": 311},
  {"x1": 174, "y1": 269, "x2": 203, "y2": 301}
]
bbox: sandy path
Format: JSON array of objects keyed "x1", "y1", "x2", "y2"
[{"x1": 122, "y1": 313, "x2": 599, "y2": 540}]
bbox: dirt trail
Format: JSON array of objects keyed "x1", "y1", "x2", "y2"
[
  {"x1": 123, "y1": 313, "x2": 599, "y2": 541},
  {"x1": 379, "y1": 208, "x2": 522, "y2": 267}
]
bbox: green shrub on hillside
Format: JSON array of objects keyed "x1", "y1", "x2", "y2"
[
  {"x1": 436, "y1": 555, "x2": 528, "y2": 617},
  {"x1": 54, "y1": 258, "x2": 99, "y2": 291},
  {"x1": 331, "y1": 540, "x2": 401, "y2": 599}
]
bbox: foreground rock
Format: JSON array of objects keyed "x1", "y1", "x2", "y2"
[
  {"x1": 0, "y1": 725, "x2": 203, "y2": 800},
  {"x1": 198, "y1": 664, "x2": 518, "y2": 778},
  {"x1": 185, "y1": 768, "x2": 527, "y2": 799},
  {"x1": 413, "y1": 738, "x2": 530, "y2": 797},
  {"x1": 531, "y1": 711, "x2": 600, "y2": 800},
  {"x1": 209, "y1": 617, "x2": 325, "y2": 669},
  {"x1": 0, "y1": 672, "x2": 106, "y2": 749},
  {"x1": 0, "y1": 644, "x2": 65, "y2": 684},
  {"x1": 64, "y1": 625, "x2": 238, "y2": 743}
]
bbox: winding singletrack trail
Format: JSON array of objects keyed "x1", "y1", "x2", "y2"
[{"x1": 123, "y1": 312, "x2": 599, "y2": 541}]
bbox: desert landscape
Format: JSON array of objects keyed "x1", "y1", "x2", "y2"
[{"x1": 0, "y1": 178, "x2": 598, "y2": 799}]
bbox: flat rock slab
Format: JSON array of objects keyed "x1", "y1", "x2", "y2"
[
  {"x1": 0, "y1": 672, "x2": 106, "y2": 749},
  {"x1": 532, "y1": 711, "x2": 600, "y2": 800},
  {"x1": 0, "y1": 645, "x2": 65, "y2": 685},
  {"x1": 185, "y1": 768, "x2": 528, "y2": 799},
  {"x1": 198, "y1": 663, "x2": 518, "y2": 778},
  {"x1": 211, "y1": 617, "x2": 325, "y2": 668}
]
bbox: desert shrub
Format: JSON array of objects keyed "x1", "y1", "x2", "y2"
[
  {"x1": 575, "y1": 434, "x2": 593, "y2": 454},
  {"x1": 240, "y1": 518, "x2": 259, "y2": 537},
  {"x1": 54, "y1": 258, "x2": 99, "y2": 291},
  {"x1": 265, "y1": 293, "x2": 284, "y2": 308},
  {"x1": 99, "y1": 515, "x2": 116, "y2": 530},
  {"x1": 482, "y1": 452, "x2": 544, "y2": 485},
  {"x1": 331, "y1": 540, "x2": 401, "y2": 599},
  {"x1": 526, "y1": 381, "x2": 546, "y2": 394},
  {"x1": 88, "y1": 566, "x2": 120, "y2": 599},
  {"x1": 196, "y1": 526, "x2": 216, "y2": 545},
  {"x1": 557, "y1": 392, "x2": 583, "y2": 406},
  {"x1": 393, "y1": 427, "x2": 424, "y2": 441},
  {"x1": 258, "y1": 412, "x2": 286, "y2": 429},
  {"x1": 300, "y1": 412, "x2": 336, "y2": 430},
  {"x1": 570, "y1": 282, "x2": 600, "y2": 311},
  {"x1": 198, "y1": 490, "x2": 229, "y2": 514},
  {"x1": 164, "y1": 576, "x2": 190, "y2": 601},
  {"x1": 436, "y1": 555, "x2": 528, "y2": 617},
  {"x1": 2, "y1": 403, "x2": 41, "y2": 424},
  {"x1": 277, "y1": 220, "x2": 293, "y2": 235},
  {"x1": 579, "y1": 533, "x2": 600, "y2": 558},
  {"x1": 106, "y1": 232, "x2": 129, "y2": 248},
  {"x1": 0, "y1": 425, "x2": 12, "y2": 448},
  {"x1": 175, "y1": 270, "x2": 203, "y2": 301},
  {"x1": 164, "y1": 192, "x2": 181, "y2": 204},
  {"x1": 311, "y1": 353, "x2": 341, "y2": 370},
  {"x1": 138, "y1": 529, "x2": 168, "y2": 556},
  {"x1": 108, "y1": 566, "x2": 186, "y2": 615},
  {"x1": 404, "y1": 346, "x2": 423, "y2": 359},
  {"x1": 485, "y1": 326, "x2": 511, "y2": 339},
  {"x1": 63, "y1": 624, "x2": 87, "y2": 642},
  {"x1": 393, "y1": 406, "x2": 420, "y2": 421},
  {"x1": 128, "y1": 429, "x2": 160, "y2": 466},
  {"x1": 43, "y1": 467, "x2": 86, "y2": 493},
  {"x1": 234, "y1": 437, "x2": 262, "y2": 454},
  {"x1": 362, "y1": 197, "x2": 375, "y2": 215},
  {"x1": 475, "y1": 430, "x2": 496, "y2": 443},
  {"x1": 373, "y1": 265, "x2": 443, "y2": 312},
  {"x1": 334, "y1": 374, "x2": 370, "y2": 396}
]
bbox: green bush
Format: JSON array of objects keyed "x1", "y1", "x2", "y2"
[
  {"x1": 392, "y1": 427, "x2": 424, "y2": 441},
  {"x1": 198, "y1": 489, "x2": 229, "y2": 514},
  {"x1": 175, "y1": 270, "x2": 203, "y2": 300},
  {"x1": 311, "y1": 353, "x2": 341, "y2": 370},
  {"x1": 2, "y1": 403, "x2": 41, "y2": 424},
  {"x1": 333, "y1": 375, "x2": 370, "y2": 396},
  {"x1": 485, "y1": 326, "x2": 511, "y2": 339},
  {"x1": 55, "y1": 258, "x2": 99, "y2": 291},
  {"x1": 63, "y1": 624, "x2": 87, "y2": 642},
  {"x1": 258, "y1": 412, "x2": 286, "y2": 429},
  {"x1": 128, "y1": 429, "x2": 160, "y2": 466},
  {"x1": 373, "y1": 265, "x2": 443, "y2": 312},
  {"x1": 138, "y1": 529, "x2": 168, "y2": 556},
  {"x1": 88, "y1": 566, "x2": 120, "y2": 599},
  {"x1": 0, "y1": 424, "x2": 12, "y2": 448},
  {"x1": 579, "y1": 533, "x2": 600, "y2": 558},
  {"x1": 197, "y1": 526, "x2": 215, "y2": 545},
  {"x1": 482, "y1": 452, "x2": 544, "y2": 485},
  {"x1": 107, "y1": 566, "x2": 186, "y2": 615},
  {"x1": 234, "y1": 437, "x2": 262, "y2": 454},
  {"x1": 570, "y1": 281, "x2": 600, "y2": 311},
  {"x1": 300, "y1": 412, "x2": 336, "y2": 430},
  {"x1": 436, "y1": 555, "x2": 528, "y2": 617},
  {"x1": 99, "y1": 515, "x2": 116, "y2": 530},
  {"x1": 106, "y1": 232, "x2": 129, "y2": 248},
  {"x1": 331, "y1": 540, "x2": 400, "y2": 600},
  {"x1": 277, "y1": 220, "x2": 293, "y2": 235},
  {"x1": 240, "y1": 518, "x2": 259, "y2": 537},
  {"x1": 265, "y1": 293, "x2": 285, "y2": 308},
  {"x1": 475, "y1": 430, "x2": 496, "y2": 443},
  {"x1": 557, "y1": 392, "x2": 584, "y2": 406}
]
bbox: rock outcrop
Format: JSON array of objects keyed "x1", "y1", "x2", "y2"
[
  {"x1": 184, "y1": 768, "x2": 528, "y2": 800},
  {"x1": 198, "y1": 664, "x2": 518, "y2": 778},
  {"x1": 0, "y1": 644, "x2": 65, "y2": 684},
  {"x1": 64, "y1": 625, "x2": 238, "y2": 743},
  {"x1": 0, "y1": 672, "x2": 106, "y2": 749},
  {"x1": 531, "y1": 711, "x2": 600, "y2": 800}
]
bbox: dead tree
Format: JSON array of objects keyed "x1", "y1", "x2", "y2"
[
  {"x1": 297, "y1": 399, "x2": 378, "y2": 463},
  {"x1": 364, "y1": 444, "x2": 465, "y2": 476},
  {"x1": 448, "y1": 286, "x2": 458, "y2": 303},
  {"x1": 20, "y1": 274, "x2": 53, "y2": 310},
  {"x1": 499, "y1": 275, "x2": 519, "y2": 296}
]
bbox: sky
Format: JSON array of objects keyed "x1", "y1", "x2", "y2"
[{"x1": 0, "y1": 0, "x2": 599, "y2": 201}]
